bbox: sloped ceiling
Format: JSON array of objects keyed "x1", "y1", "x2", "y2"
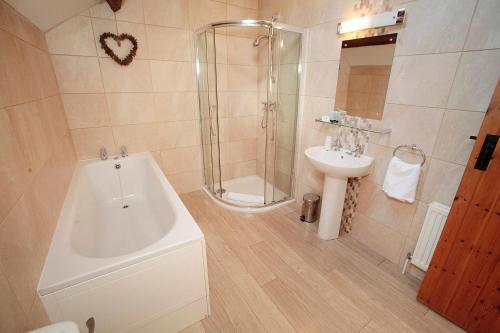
[{"x1": 5, "y1": 0, "x2": 101, "y2": 31}]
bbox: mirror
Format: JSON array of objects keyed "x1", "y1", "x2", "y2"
[{"x1": 335, "y1": 33, "x2": 397, "y2": 120}]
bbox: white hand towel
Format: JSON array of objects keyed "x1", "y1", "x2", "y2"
[{"x1": 382, "y1": 156, "x2": 421, "y2": 203}]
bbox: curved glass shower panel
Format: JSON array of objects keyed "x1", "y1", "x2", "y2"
[
  {"x1": 265, "y1": 29, "x2": 301, "y2": 203},
  {"x1": 195, "y1": 29, "x2": 221, "y2": 195},
  {"x1": 195, "y1": 20, "x2": 302, "y2": 210}
]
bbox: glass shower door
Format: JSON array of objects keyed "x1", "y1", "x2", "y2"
[
  {"x1": 196, "y1": 30, "x2": 222, "y2": 196},
  {"x1": 265, "y1": 29, "x2": 301, "y2": 203}
]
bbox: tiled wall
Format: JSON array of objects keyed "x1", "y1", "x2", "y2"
[
  {"x1": 217, "y1": 29, "x2": 260, "y2": 182},
  {"x1": 0, "y1": 1, "x2": 76, "y2": 331},
  {"x1": 46, "y1": 0, "x2": 259, "y2": 194},
  {"x1": 261, "y1": 0, "x2": 500, "y2": 272}
]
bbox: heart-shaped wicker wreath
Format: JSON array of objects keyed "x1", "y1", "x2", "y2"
[{"x1": 99, "y1": 32, "x2": 138, "y2": 66}]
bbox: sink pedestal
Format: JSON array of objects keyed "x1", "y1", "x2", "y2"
[
  {"x1": 318, "y1": 176, "x2": 347, "y2": 240},
  {"x1": 304, "y1": 146, "x2": 374, "y2": 240}
]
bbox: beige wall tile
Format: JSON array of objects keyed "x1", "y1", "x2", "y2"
[
  {"x1": 229, "y1": 116, "x2": 257, "y2": 141},
  {"x1": 143, "y1": 0, "x2": 189, "y2": 28},
  {"x1": 394, "y1": 0, "x2": 476, "y2": 56},
  {"x1": 188, "y1": 0, "x2": 226, "y2": 30},
  {"x1": 107, "y1": 93, "x2": 155, "y2": 125},
  {"x1": 357, "y1": 180, "x2": 417, "y2": 236},
  {"x1": 89, "y1": 2, "x2": 115, "y2": 20},
  {"x1": 26, "y1": 44, "x2": 59, "y2": 98},
  {"x1": 378, "y1": 104, "x2": 445, "y2": 156},
  {"x1": 232, "y1": 159, "x2": 257, "y2": 178},
  {"x1": 151, "y1": 61, "x2": 194, "y2": 92},
  {"x1": 71, "y1": 127, "x2": 116, "y2": 159},
  {"x1": 227, "y1": 4, "x2": 257, "y2": 20},
  {"x1": 433, "y1": 109, "x2": 484, "y2": 165},
  {"x1": 100, "y1": 58, "x2": 152, "y2": 92},
  {"x1": 46, "y1": 15, "x2": 96, "y2": 56},
  {"x1": 0, "y1": 1, "x2": 46, "y2": 50},
  {"x1": 117, "y1": 21, "x2": 149, "y2": 59},
  {"x1": 228, "y1": 139, "x2": 257, "y2": 163},
  {"x1": 305, "y1": 61, "x2": 338, "y2": 98},
  {"x1": 364, "y1": 143, "x2": 393, "y2": 186},
  {"x1": 115, "y1": 0, "x2": 144, "y2": 23},
  {"x1": 146, "y1": 25, "x2": 191, "y2": 61},
  {"x1": 0, "y1": 109, "x2": 30, "y2": 223},
  {"x1": 0, "y1": 30, "x2": 32, "y2": 108},
  {"x1": 228, "y1": 92, "x2": 258, "y2": 116},
  {"x1": 91, "y1": 17, "x2": 117, "y2": 58},
  {"x1": 421, "y1": 158, "x2": 465, "y2": 206},
  {"x1": 386, "y1": 53, "x2": 460, "y2": 108},
  {"x1": 228, "y1": 0, "x2": 258, "y2": 10},
  {"x1": 7, "y1": 102, "x2": 51, "y2": 176},
  {"x1": 214, "y1": 34, "x2": 228, "y2": 64},
  {"x1": 1, "y1": 5, "x2": 76, "y2": 330},
  {"x1": 308, "y1": 21, "x2": 341, "y2": 62},
  {"x1": 113, "y1": 123, "x2": 159, "y2": 152},
  {"x1": 350, "y1": 213, "x2": 406, "y2": 264},
  {"x1": 154, "y1": 92, "x2": 196, "y2": 121},
  {"x1": 62, "y1": 93, "x2": 110, "y2": 129},
  {"x1": 215, "y1": 63, "x2": 229, "y2": 91},
  {"x1": 227, "y1": 36, "x2": 259, "y2": 65},
  {"x1": 157, "y1": 120, "x2": 199, "y2": 150},
  {"x1": 0, "y1": 196, "x2": 49, "y2": 314},
  {"x1": 464, "y1": 0, "x2": 500, "y2": 50},
  {"x1": 37, "y1": 96, "x2": 72, "y2": 153},
  {"x1": 228, "y1": 65, "x2": 258, "y2": 91},
  {"x1": 52, "y1": 55, "x2": 104, "y2": 93},
  {"x1": 161, "y1": 146, "x2": 202, "y2": 175},
  {"x1": 447, "y1": 49, "x2": 500, "y2": 112}
]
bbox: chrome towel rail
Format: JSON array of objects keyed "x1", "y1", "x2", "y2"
[{"x1": 393, "y1": 144, "x2": 426, "y2": 166}]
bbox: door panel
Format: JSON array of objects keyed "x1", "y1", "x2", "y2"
[{"x1": 417, "y1": 81, "x2": 500, "y2": 332}]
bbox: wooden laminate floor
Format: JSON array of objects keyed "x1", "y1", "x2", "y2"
[{"x1": 179, "y1": 191, "x2": 464, "y2": 333}]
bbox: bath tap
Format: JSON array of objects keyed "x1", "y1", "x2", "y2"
[
  {"x1": 99, "y1": 147, "x2": 108, "y2": 160},
  {"x1": 120, "y1": 145, "x2": 128, "y2": 158}
]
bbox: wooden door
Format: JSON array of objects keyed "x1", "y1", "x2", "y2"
[{"x1": 417, "y1": 81, "x2": 500, "y2": 332}]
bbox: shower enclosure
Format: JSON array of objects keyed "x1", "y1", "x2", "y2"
[{"x1": 195, "y1": 20, "x2": 302, "y2": 211}]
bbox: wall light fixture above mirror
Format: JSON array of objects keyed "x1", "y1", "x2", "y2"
[
  {"x1": 337, "y1": 9, "x2": 406, "y2": 34},
  {"x1": 335, "y1": 33, "x2": 397, "y2": 120}
]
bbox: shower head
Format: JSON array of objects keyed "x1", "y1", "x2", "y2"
[{"x1": 253, "y1": 35, "x2": 269, "y2": 47}]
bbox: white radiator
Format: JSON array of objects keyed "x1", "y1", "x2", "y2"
[{"x1": 411, "y1": 202, "x2": 450, "y2": 271}]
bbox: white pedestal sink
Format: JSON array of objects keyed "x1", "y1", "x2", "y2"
[{"x1": 305, "y1": 146, "x2": 374, "y2": 240}]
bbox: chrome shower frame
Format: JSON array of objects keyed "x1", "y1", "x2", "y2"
[{"x1": 194, "y1": 19, "x2": 304, "y2": 211}]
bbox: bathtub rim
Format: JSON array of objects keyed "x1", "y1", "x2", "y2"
[{"x1": 37, "y1": 152, "x2": 204, "y2": 296}]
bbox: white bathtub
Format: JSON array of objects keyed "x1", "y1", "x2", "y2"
[{"x1": 38, "y1": 153, "x2": 209, "y2": 333}]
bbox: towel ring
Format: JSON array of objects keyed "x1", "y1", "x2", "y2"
[{"x1": 393, "y1": 144, "x2": 426, "y2": 166}]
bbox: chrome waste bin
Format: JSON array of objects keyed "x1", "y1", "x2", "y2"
[{"x1": 300, "y1": 193, "x2": 320, "y2": 223}]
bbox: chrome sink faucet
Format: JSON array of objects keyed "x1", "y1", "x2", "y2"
[
  {"x1": 99, "y1": 147, "x2": 108, "y2": 160},
  {"x1": 333, "y1": 137, "x2": 342, "y2": 151}
]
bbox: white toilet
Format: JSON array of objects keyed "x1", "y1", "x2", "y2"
[{"x1": 28, "y1": 322, "x2": 80, "y2": 333}]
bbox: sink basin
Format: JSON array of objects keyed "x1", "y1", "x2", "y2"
[
  {"x1": 305, "y1": 146, "x2": 374, "y2": 179},
  {"x1": 304, "y1": 146, "x2": 374, "y2": 240}
]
